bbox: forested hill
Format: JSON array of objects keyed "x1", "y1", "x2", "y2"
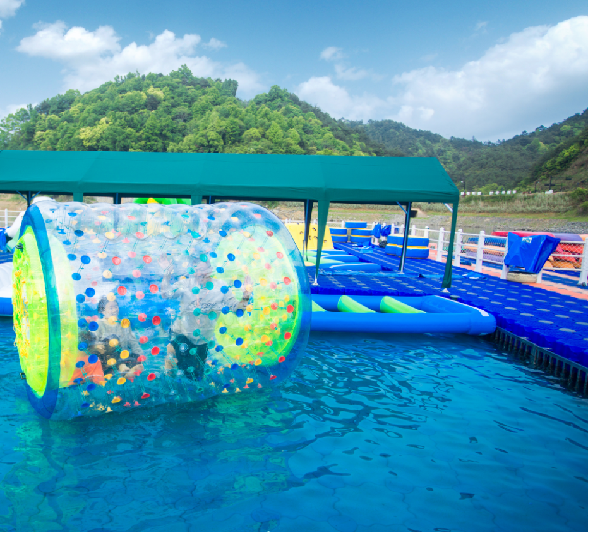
[
  {"x1": 0, "y1": 65, "x2": 585, "y2": 192},
  {"x1": 353, "y1": 110, "x2": 588, "y2": 191},
  {"x1": 0, "y1": 66, "x2": 397, "y2": 157}
]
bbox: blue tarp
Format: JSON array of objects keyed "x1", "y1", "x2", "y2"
[
  {"x1": 504, "y1": 233, "x2": 560, "y2": 274},
  {"x1": 372, "y1": 225, "x2": 392, "y2": 239}
]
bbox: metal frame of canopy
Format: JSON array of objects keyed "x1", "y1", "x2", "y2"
[{"x1": 0, "y1": 150, "x2": 460, "y2": 288}]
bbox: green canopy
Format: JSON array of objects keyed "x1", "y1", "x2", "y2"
[{"x1": 0, "y1": 150, "x2": 459, "y2": 287}]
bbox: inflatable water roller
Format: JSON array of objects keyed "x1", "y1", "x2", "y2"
[{"x1": 12, "y1": 200, "x2": 311, "y2": 419}]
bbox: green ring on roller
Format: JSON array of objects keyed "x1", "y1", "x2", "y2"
[
  {"x1": 14, "y1": 206, "x2": 78, "y2": 418},
  {"x1": 13, "y1": 227, "x2": 50, "y2": 397}
]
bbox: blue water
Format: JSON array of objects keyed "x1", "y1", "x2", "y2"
[{"x1": 0, "y1": 318, "x2": 586, "y2": 532}]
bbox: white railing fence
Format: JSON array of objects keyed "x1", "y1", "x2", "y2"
[
  {"x1": 0, "y1": 209, "x2": 22, "y2": 229},
  {"x1": 395, "y1": 224, "x2": 587, "y2": 287},
  {"x1": 283, "y1": 218, "x2": 587, "y2": 287}
]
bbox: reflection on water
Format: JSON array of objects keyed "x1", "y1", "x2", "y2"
[{"x1": 0, "y1": 319, "x2": 587, "y2": 531}]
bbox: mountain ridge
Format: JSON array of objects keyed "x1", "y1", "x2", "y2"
[{"x1": 0, "y1": 66, "x2": 586, "y2": 192}]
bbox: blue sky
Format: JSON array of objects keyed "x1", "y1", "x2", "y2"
[{"x1": 0, "y1": 0, "x2": 587, "y2": 141}]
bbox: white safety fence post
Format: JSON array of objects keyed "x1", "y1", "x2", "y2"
[
  {"x1": 437, "y1": 228, "x2": 444, "y2": 262},
  {"x1": 411, "y1": 224, "x2": 416, "y2": 236},
  {"x1": 453, "y1": 229, "x2": 463, "y2": 267},
  {"x1": 476, "y1": 231, "x2": 484, "y2": 273},
  {"x1": 578, "y1": 241, "x2": 588, "y2": 287},
  {"x1": 424, "y1": 226, "x2": 429, "y2": 239},
  {"x1": 4, "y1": 208, "x2": 7, "y2": 229},
  {"x1": 500, "y1": 236, "x2": 509, "y2": 280}
]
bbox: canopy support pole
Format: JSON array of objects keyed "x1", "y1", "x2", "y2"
[
  {"x1": 442, "y1": 201, "x2": 459, "y2": 289},
  {"x1": 191, "y1": 194, "x2": 202, "y2": 205},
  {"x1": 17, "y1": 191, "x2": 41, "y2": 207},
  {"x1": 399, "y1": 202, "x2": 412, "y2": 273},
  {"x1": 314, "y1": 200, "x2": 330, "y2": 285},
  {"x1": 303, "y1": 200, "x2": 314, "y2": 262}
]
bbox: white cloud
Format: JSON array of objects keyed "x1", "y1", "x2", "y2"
[
  {"x1": 203, "y1": 37, "x2": 227, "y2": 50},
  {"x1": 389, "y1": 16, "x2": 588, "y2": 139},
  {"x1": 297, "y1": 16, "x2": 588, "y2": 140},
  {"x1": 296, "y1": 76, "x2": 386, "y2": 121},
  {"x1": 334, "y1": 64, "x2": 371, "y2": 81},
  {"x1": 320, "y1": 46, "x2": 344, "y2": 61},
  {"x1": 18, "y1": 21, "x2": 120, "y2": 62},
  {"x1": 320, "y1": 45, "x2": 379, "y2": 81},
  {"x1": 0, "y1": 0, "x2": 24, "y2": 32},
  {"x1": 0, "y1": 102, "x2": 29, "y2": 120},
  {"x1": 0, "y1": 0, "x2": 24, "y2": 18},
  {"x1": 474, "y1": 21, "x2": 488, "y2": 33},
  {"x1": 16, "y1": 22, "x2": 263, "y2": 97}
]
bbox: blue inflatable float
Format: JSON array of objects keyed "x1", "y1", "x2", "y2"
[{"x1": 311, "y1": 295, "x2": 496, "y2": 335}]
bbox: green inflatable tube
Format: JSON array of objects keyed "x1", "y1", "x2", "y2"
[
  {"x1": 134, "y1": 198, "x2": 191, "y2": 205},
  {"x1": 312, "y1": 301, "x2": 327, "y2": 312},
  {"x1": 337, "y1": 295, "x2": 375, "y2": 313},
  {"x1": 380, "y1": 296, "x2": 424, "y2": 314}
]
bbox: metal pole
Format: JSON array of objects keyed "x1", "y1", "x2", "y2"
[
  {"x1": 578, "y1": 240, "x2": 588, "y2": 287},
  {"x1": 475, "y1": 231, "x2": 484, "y2": 273},
  {"x1": 303, "y1": 200, "x2": 313, "y2": 261},
  {"x1": 501, "y1": 236, "x2": 509, "y2": 280},
  {"x1": 399, "y1": 202, "x2": 412, "y2": 273},
  {"x1": 453, "y1": 229, "x2": 463, "y2": 267},
  {"x1": 437, "y1": 228, "x2": 444, "y2": 262}
]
